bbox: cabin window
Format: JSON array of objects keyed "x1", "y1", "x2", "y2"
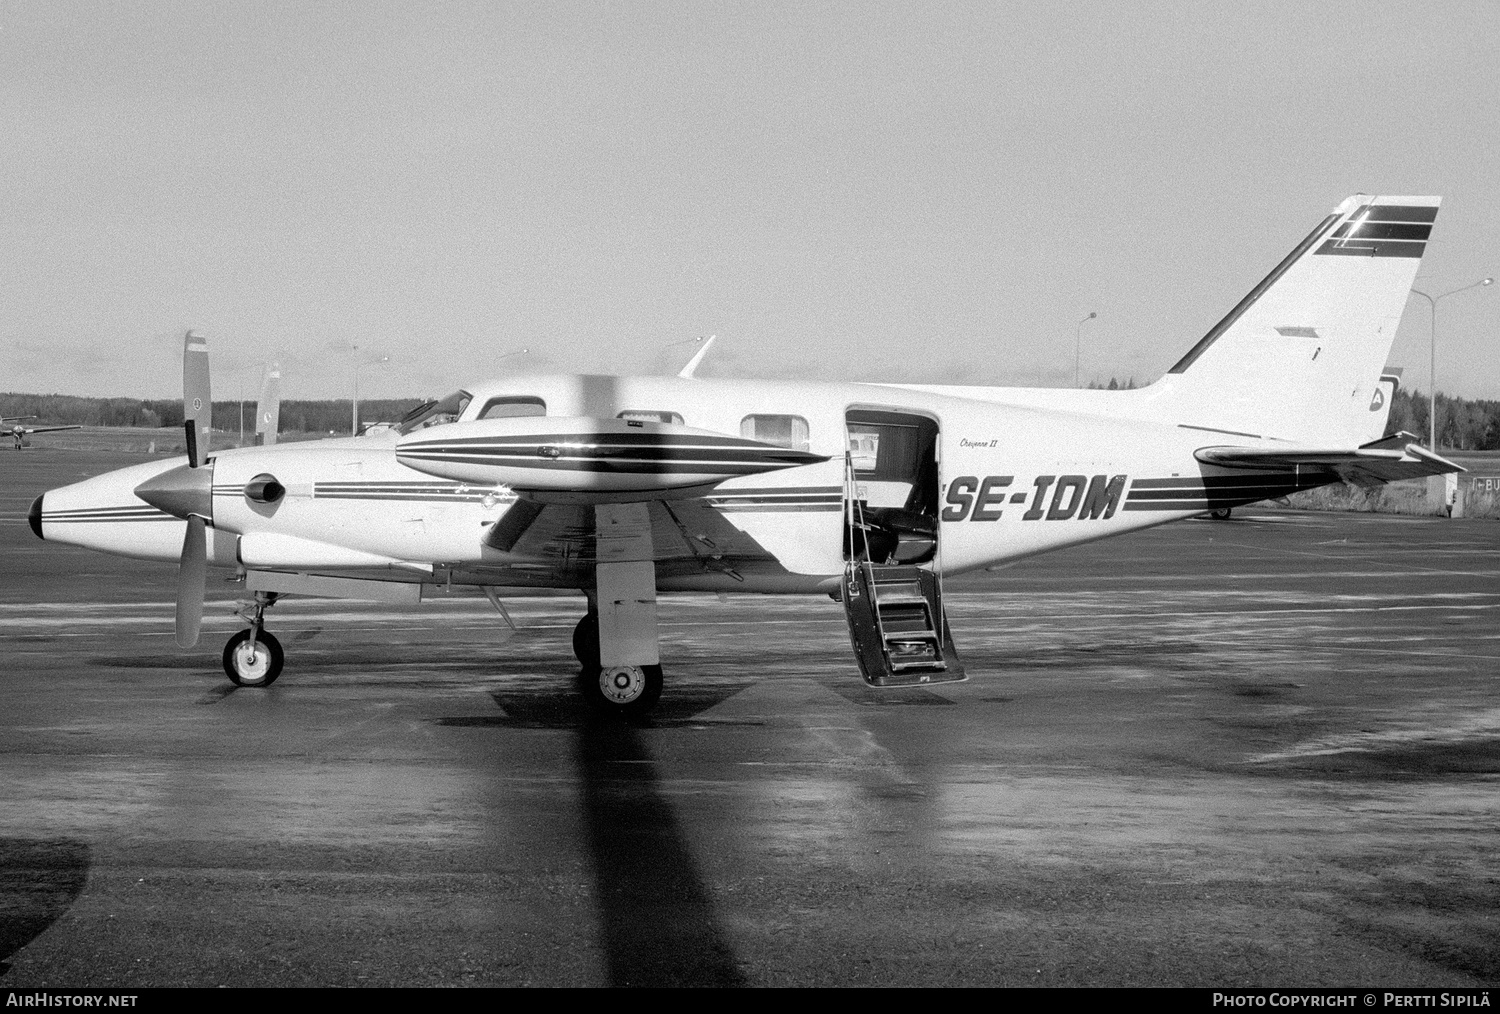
[
  {"x1": 618, "y1": 410, "x2": 684, "y2": 425},
  {"x1": 741, "y1": 414, "x2": 810, "y2": 451},
  {"x1": 478, "y1": 396, "x2": 547, "y2": 419},
  {"x1": 848, "y1": 427, "x2": 880, "y2": 471}
]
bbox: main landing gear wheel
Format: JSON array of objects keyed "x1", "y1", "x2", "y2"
[
  {"x1": 572, "y1": 610, "x2": 662, "y2": 716},
  {"x1": 572, "y1": 612, "x2": 600, "y2": 668},
  {"x1": 593, "y1": 664, "x2": 663, "y2": 717},
  {"x1": 223, "y1": 629, "x2": 284, "y2": 687},
  {"x1": 1209, "y1": 506, "x2": 1233, "y2": 520}
]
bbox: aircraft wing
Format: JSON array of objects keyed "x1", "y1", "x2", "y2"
[
  {"x1": 483, "y1": 495, "x2": 779, "y2": 579},
  {"x1": 25, "y1": 425, "x2": 83, "y2": 434},
  {"x1": 1196, "y1": 432, "x2": 1464, "y2": 488}
]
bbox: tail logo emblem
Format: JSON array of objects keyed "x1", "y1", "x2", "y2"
[{"x1": 1369, "y1": 389, "x2": 1385, "y2": 411}]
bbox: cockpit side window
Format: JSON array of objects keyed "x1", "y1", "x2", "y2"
[
  {"x1": 479, "y1": 397, "x2": 547, "y2": 419},
  {"x1": 395, "y1": 390, "x2": 473, "y2": 434},
  {"x1": 618, "y1": 410, "x2": 684, "y2": 425}
]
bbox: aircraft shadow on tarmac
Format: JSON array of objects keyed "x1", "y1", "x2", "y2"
[
  {"x1": 439, "y1": 678, "x2": 751, "y2": 986},
  {"x1": 89, "y1": 654, "x2": 217, "y2": 670},
  {"x1": 570, "y1": 714, "x2": 746, "y2": 987},
  {"x1": 0, "y1": 838, "x2": 90, "y2": 977}
]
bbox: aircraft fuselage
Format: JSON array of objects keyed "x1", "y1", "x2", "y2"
[{"x1": 32, "y1": 373, "x2": 1318, "y2": 595}]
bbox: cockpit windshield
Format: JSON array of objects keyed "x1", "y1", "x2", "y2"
[{"x1": 396, "y1": 390, "x2": 472, "y2": 434}]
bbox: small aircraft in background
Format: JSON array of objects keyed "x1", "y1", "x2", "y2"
[
  {"x1": 5, "y1": 415, "x2": 82, "y2": 450},
  {"x1": 29, "y1": 195, "x2": 1462, "y2": 715}
]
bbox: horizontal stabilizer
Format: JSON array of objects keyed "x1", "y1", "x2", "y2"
[{"x1": 1196, "y1": 432, "x2": 1464, "y2": 488}]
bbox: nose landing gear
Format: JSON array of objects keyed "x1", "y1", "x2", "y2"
[
  {"x1": 224, "y1": 628, "x2": 284, "y2": 686},
  {"x1": 223, "y1": 591, "x2": 284, "y2": 687}
]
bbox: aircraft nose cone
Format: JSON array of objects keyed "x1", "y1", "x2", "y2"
[
  {"x1": 28, "y1": 493, "x2": 43, "y2": 540},
  {"x1": 134, "y1": 463, "x2": 214, "y2": 521}
]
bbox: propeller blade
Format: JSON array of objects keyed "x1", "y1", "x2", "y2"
[
  {"x1": 183, "y1": 331, "x2": 211, "y2": 467},
  {"x1": 175, "y1": 515, "x2": 207, "y2": 647},
  {"x1": 255, "y1": 361, "x2": 281, "y2": 446}
]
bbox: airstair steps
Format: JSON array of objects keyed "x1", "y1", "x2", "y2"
[{"x1": 841, "y1": 562, "x2": 964, "y2": 687}]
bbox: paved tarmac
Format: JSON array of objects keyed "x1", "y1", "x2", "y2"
[{"x1": 1, "y1": 449, "x2": 1498, "y2": 986}]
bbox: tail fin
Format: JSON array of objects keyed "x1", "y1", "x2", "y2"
[
  {"x1": 254, "y1": 361, "x2": 281, "y2": 446},
  {"x1": 1147, "y1": 195, "x2": 1437, "y2": 446},
  {"x1": 1364, "y1": 369, "x2": 1402, "y2": 445}
]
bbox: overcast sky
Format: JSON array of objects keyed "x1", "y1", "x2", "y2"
[{"x1": 3, "y1": 1, "x2": 1499, "y2": 402}]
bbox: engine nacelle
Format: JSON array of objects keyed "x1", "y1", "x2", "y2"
[
  {"x1": 395, "y1": 416, "x2": 826, "y2": 493},
  {"x1": 243, "y1": 473, "x2": 286, "y2": 504}
]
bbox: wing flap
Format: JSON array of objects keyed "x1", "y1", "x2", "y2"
[{"x1": 479, "y1": 494, "x2": 778, "y2": 576}]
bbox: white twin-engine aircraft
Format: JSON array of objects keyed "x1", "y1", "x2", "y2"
[{"x1": 30, "y1": 195, "x2": 1462, "y2": 714}]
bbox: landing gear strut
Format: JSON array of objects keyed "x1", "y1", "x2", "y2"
[
  {"x1": 571, "y1": 504, "x2": 666, "y2": 716},
  {"x1": 224, "y1": 591, "x2": 284, "y2": 687}
]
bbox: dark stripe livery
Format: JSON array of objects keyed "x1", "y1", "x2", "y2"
[
  {"x1": 398, "y1": 431, "x2": 823, "y2": 476},
  {"x1": 1314, "y1": 204, "x2": 1434, "y2": 259},
  {"x1": 43, "y1": 505, "x2": 177, "y2": 523},
  {"x1": 1121, "y1": 472, "x2": 1328, "y2": 512},
  {"x1": 707, "y1": 486, "x2": 842, "y2": 513},
  {"x1": 314, "y1": 481, "x2": 506, "y2": 503}
]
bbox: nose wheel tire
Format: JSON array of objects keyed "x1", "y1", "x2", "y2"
[{"x1": 223, "y1": 629, "x2": 284, "y2": 687}]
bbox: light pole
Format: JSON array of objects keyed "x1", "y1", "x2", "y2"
[
  {"x1": 350, "y1": 345, "x2": 389, "y2": 435},
  {"x1": 1075, "y1": 312, "x2": 1097, "y2": 388},
  {"x1": 1409, "y1": 277, "x2": 1492, "y2": 450}
]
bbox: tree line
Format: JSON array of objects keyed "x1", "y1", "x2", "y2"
[
  {"x1": 6, "y1": 384, "x2": 1500, "y2": 450},
  {"x1": 0, "y1": 393, "x2": 424, "y2": 435},
  {"x1": 1386, "y1": 388, "x2": 1500, "y2": 451}
]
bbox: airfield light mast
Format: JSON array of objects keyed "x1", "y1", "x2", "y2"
[
  {"x1": 1410, "y1": 277, "x2": 1492, "y2": 450},
  {"x1": 350, "y1": 346, "x2": 389, "y2": 436},
  {"x1": 1075, "y1": 312, "x2": 1097, "y2": 388}
]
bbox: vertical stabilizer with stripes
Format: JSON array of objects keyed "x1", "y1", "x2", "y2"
[{"x1": 1146, "y1": 195, "x2": 1438, "y2": 447}]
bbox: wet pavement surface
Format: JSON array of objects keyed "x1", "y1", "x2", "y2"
[{"x1": 2, "y1": 450, "x2": 1498, "y2": 986}]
